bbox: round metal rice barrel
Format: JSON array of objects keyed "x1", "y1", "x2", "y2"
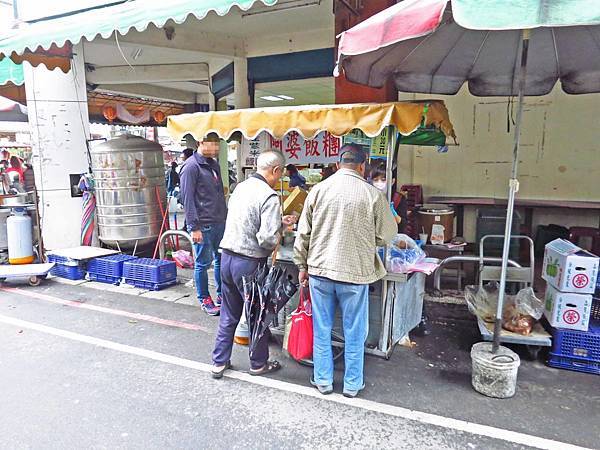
[
  {"x1": 471, "y1": 342, "x2": 520, "y2": 398},
  {"x1": 91, "y1": 134, "x2": 166, "y2": 249},
  {"x1": 417, "y1": 204, "x2": 455, "y2": 242}
]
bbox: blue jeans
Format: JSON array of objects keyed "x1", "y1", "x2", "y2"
[
  {"x1": 309, "y1": 277, "x2": 369, "y2": 391},
  {"x1": 191, "y1": 223, "x2": 225, "y2": 300}
]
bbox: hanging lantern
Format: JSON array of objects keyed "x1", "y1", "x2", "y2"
[
  {"x1": 102, "y1": 105, "x2": 117, "y2": 123},
  {"x1": 153, "y1": 110, "x2": 166, "y2": 123}
]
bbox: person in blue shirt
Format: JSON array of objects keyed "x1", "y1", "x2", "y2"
[
  {"x1": 180, "y1": 136, "x2": 227, "y2": 316},
  {"x1": 286, "y1": 164, "x2": 307, "y2": 189}
]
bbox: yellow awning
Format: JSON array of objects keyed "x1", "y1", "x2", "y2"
[{"x1": 167, "y1": 101, "x2": 456, "y2": 142}]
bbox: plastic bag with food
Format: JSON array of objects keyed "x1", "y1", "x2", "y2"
[
  {"x1": 386, "y1": 234, "x2": 426, "y2": 273},
  {"x1": 464, "y1": 283, "x2": 544, "y2": 335},
  {"x1": 502, "y1": 287, "x2": 544, "y2": 335},
  {"x1": 464, "y1": 282, "x2": 498, "y2": 323}
]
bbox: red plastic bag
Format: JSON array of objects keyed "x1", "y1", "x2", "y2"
[{"x1": 287, "y1": 287, "x2": 313, "y2": 361}]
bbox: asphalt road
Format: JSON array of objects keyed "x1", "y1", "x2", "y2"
[{"x1": 0, "y1": 281, "x2": 596, "y2": 450}]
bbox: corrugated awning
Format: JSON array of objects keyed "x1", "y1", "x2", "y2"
[
  {"x1": 0, "y1": 0, "x2": 278, "y2": 70},
  {"x1": 0, "y1": 58, "x2": 24, "y2": 86},
  {"x1": 167, "y1": 101, "x2": 457, "y2": 142}
]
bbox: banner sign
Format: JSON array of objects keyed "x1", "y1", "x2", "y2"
[
  {"x1": 241, "y1": 131, "x2": 341, "y2": 166},
  {"x1": 342, "y1": 128, "x2": 390, "y2": 159}
]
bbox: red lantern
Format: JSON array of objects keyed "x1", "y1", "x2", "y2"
[
  {"x1": 153, "y1": 110, "x2": 166, "y2": 123},
  {"x1": 102, "y1": 105, "x2": 117, "y2": 123}
]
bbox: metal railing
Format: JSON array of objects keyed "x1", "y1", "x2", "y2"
[
  {"x1": 158, "y1": 230, "x2": 195, "y2": 260},
  {"x1": 433, "y1": 255, "x2": 522, "y2": 294}
]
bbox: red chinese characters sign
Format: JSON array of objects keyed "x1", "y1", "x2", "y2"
[{"x1": 241, "y1": 131, "x2": 341, "y2": 166}]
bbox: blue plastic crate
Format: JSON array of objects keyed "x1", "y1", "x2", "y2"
[
  {"x1": 50, "y1": 263, "x2": 87, "y2": 280},
  {"x1": 88, "y1": 273, "x2": 121, "y2": 285},
  {"x1": 124, "y1": 278, "x2": 177, "y2": 291},
  {"x1": 123, "y1": 258, "x2": 177, "y2": 284},
  {"x1": 87, "y1": 254, "x2": 137, "y2": 280},
  {"x1": 550, "y1": 320, "x2": 600, "y2": 362},
  {"x1": 547, "y1": 354, "x2": 600, "y2": 376},
  {"x1": 48, "y1": 254, "x2": 80, "y2": 267}
]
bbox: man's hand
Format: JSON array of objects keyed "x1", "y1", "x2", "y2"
[
  {"x1": 299, "y1": 270, "x2": 309, "y2": 287},
  {"x1": 191, "y1": 229, "x2": 204, "y2": 244},
  {"x1": 282, "y1": 215, "x2": 298, "y2": 226}
]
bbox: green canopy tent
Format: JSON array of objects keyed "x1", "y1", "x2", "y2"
[
  {"x1": 0, "y1": 0, "x2": 278, "y2": 66},
  {"x1": 0, "y1": 57, "x2": 24, "y2": 87}
]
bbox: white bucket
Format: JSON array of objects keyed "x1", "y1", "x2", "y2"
[{"x1": 471, "y1": 342, "x2": 520, "y2": 399}]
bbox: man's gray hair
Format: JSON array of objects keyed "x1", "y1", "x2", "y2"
[{"x1": 257, "y1": 149, "x2": 286, "y2": 170}]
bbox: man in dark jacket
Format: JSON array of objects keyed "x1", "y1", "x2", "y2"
[{"x1": 180, "y1": 135, "x2": 227, "y2": 316}]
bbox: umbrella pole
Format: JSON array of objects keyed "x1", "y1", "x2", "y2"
[{"x1": 492, "y1": 29, "x2": 531, "y2": 353}]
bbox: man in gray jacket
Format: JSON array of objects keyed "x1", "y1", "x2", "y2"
[{"x1": 211, "y1": 150, "x2": 296, "y2": 378}]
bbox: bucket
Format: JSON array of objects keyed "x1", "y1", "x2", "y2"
[{"x1": 471, "y1": 342, "x2": 520, "y2": 398}]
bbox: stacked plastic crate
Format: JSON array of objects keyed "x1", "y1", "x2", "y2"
[
  {"x1": 542, "y1": 239, "x2": 600, "y2": 375},
  {"x1": 48, "y1": 254, "x2": 87, "y2": 280},
  {"x1": 548, "y1": 303, "x2": 600, "y2": 375},
  {"x1": 400, "y1": 184, "x2": 422, "y2": 239},
  {"x1": 87, "y1": 254, "x2": 138, "y2": 285},
  {"x1": 123, "y1": 258, "x2": 177, "y2": 291}
]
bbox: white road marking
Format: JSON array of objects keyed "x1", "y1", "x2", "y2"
[
  {"x1": 0, "y1": 314, "x2": 590, "y2": 450},
  {"x1": 1, "y1": 287, "x2": 208, "y2": 332}
]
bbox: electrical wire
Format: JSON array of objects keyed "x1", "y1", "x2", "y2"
[
  {"x1": 70, "y1": 50, "x2": 94, "y2": 173},
  {"x1": 114, "y1": 31, "x2": 136, "y2": 72}
]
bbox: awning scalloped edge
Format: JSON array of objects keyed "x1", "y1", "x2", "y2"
[
  {"x1": 167, "y1": 101, "x2": 458, "y2": 143},
  {"x1": 175, "y1": 123, "x2": 414, "y2": 142},
  {"x1": 0, "y1": 0, "x2": 278, "y2": 59}
]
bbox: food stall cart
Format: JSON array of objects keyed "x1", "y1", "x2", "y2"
[{"x1": 167, "y1": 102, "x2": 457, "y2": 358}]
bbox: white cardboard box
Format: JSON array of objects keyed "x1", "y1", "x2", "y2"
[
  {"x1": 542, "y1": 239, "x2": 599, "y2": 294},
  {"x1": 544, "y1": 284, "x2": 592, "y2": 331}
]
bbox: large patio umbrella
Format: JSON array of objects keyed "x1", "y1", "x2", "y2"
[{"x1": 335, "y1": 0, "x2": 600, "y2": 352}]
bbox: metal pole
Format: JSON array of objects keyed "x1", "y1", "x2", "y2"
[
  {"x1": 12, "y1": 0, "x2": 18, "y2": 20},
  {"x1": 385, "y1": 126, "x2": 395, "y2": 202},
  {"x1": 492, "y1": 30, "x2": 530, "y2": 353},
  {"x1": 379, "y1": 126, "x2": 397, "y2": 355}
]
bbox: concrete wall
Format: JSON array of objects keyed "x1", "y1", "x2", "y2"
[{"x1": 397, "y1": 86, "x2": 600, "y2": 242}]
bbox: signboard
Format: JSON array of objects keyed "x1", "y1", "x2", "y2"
[
  {"x1": 369, "y1": 127, "x2": 390, "y2": 159},
  {"x1": 342, "y1": 128, "x2": 390, "y2": 159},
  {"x1": 241, "y1": 131, "x2": 341, "y2": 166}
]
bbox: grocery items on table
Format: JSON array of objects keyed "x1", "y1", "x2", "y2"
[{"x1": 385, "y1": 234, "x2": 426, "y2": 273}]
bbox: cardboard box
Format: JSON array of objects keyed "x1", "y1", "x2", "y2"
[
  {"x1": 283, "y1": 187, "x2": 307, "y2": 216},
  {"x1": 542, "y1": 239, "x2": 599, "y2": 294},
  {"x1": 544, "y1": 284, "x2": 592, "y2": 331}
]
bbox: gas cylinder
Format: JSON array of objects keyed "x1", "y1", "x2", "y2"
[{"x1": 7, "y1": 208, "x2": 34, "y2": 264}]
